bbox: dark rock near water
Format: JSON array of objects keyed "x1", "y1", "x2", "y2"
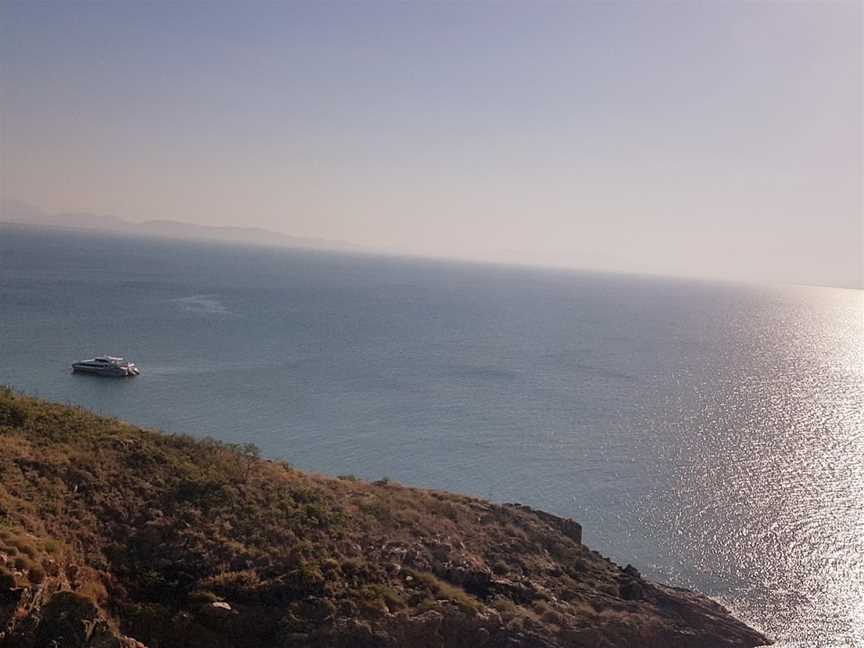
[{"x1": 506, "y1": 504, "x2": 583, "y2": 545}]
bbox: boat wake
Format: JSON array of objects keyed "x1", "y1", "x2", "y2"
[{"x1": 170, "y1": 294, "x2": 233, "y2": 316}]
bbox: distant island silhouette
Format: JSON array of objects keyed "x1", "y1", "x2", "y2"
[{"x1": 1, "y1": 198, "x2": 362, "y2": 254}]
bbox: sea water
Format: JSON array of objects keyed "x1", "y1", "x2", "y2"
[{"x1": 1, "y1": 226, "x2": 861, "y2": 645}]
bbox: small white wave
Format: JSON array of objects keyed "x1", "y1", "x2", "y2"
[{"x1": 170, "y1": 294, "x2": 232, "y2": 316}]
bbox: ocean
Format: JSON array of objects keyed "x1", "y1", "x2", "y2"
[{"x1": 1, "y1": 225, "x2": 861, "y2": 646}]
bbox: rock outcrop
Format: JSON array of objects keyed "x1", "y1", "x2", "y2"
[{"x1": 0, "y1": 389, "x2": 770, "y2": 647}]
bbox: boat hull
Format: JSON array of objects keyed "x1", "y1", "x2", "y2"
[{"x1": 72, "y1": 364, "x2": 138, "y2": 377}]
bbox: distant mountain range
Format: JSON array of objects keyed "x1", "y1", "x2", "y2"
[{"x1": 0, "y1": 199, "x2": 362, "y2": 253}]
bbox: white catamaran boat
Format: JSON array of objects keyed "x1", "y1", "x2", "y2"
[{"x1": 72, "y1": 356, "x2": 140, "y2": 377}]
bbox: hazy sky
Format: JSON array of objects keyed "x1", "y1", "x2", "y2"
[{"x1": 2, "y1": 2, "x2": 862, "y2": 288}]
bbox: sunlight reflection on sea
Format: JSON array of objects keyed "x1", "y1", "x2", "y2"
[{"x1": 640, "y1": 288, "x2": 864, "y2": 645}]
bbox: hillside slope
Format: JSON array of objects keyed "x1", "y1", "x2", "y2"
[{"x1": 0, "y1": 390, "x2": 769, "y2": 647}]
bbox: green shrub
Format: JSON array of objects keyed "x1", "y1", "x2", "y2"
[
  {"x1": 289, "y1": 560, "x2": 325, "y2": 595},
  {"x1": 0, "y1": 399, "x2": 27, "y2": 427},
  {"x1": 361, "y1": 584, "x2": 405, "y2": 611},
  {"x1": 76, "y1": 579, "x2": 108, "y2": 603},
  {"x1": 174, "y1": 478, "x2": 228, "y2": 507},
  {"x1": 187, "y1": 590, "x2": 220, "y2": 604},
  {"x1": 491, "y1": 596, "x2": 519, "y2": 616},
  {"x1": 201, "y1": 570, "x2": 261, "y2": 599},
  {"x1": 126, "y1": 602, "x2": 172, "y2": 642},
  {"x1": 491, "y1": 560, "x2": 509, "y2": 575},
  {"x1": 28, "y1": 565, "x2": 45, "y2": 584},
  {"x1": 406, "y1": 569, "x2": 482, "y2": 615},
  {"x1": 0, "y1": 567, "x2": 15, "y2": 589},
  {"x1": 340, "y1": 557, "x2": 371, "y2": 581},
  {"x1": 42, "y1": 539, "x2": 60, "y2": 554},
  {"x1": 10, "y1": 537, "x2": 38, "y2": 558}
]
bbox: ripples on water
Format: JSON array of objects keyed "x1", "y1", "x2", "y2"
[
  {"x1": 0, "y1": 227, "x2": 861, "y2": 645},
  {"x1": 644, "y1": 290, "x2": 864, "y2": 646}
]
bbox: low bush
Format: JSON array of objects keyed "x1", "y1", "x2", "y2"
[
  {"x1": 0, "y1": 567, "x2": 15, "y2": 589},
  {"x1": 0, "y1": 399, "x2": 27, "y2": 428},
  {"x1": 406, "y1": 569, "x2": 482, "y2": 615},
  {"x1": 361, "y1": 584, "x2": 405, "y2": 611},
  {"x1": 28, "y1": 565, "x2": 45, "y2": 584},
  {"x1": 10, "y1": 537, "x2": 38, "y2": 559}
]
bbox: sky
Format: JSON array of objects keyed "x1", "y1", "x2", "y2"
[{"x1": 1, "y1": 1, "x2": 862, "y2": 288}]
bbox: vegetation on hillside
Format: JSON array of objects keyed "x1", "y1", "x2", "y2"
[{"x1": 0, "y1": 388, "x2": 768, "y2": 647}]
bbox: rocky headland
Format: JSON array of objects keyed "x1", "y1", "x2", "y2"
[{"x1": 0, "y1": 389, "x2": 769, "y2": 647}]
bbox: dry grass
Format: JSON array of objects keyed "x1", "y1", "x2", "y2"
[{"x1": 0, "y1": 388, "x2": 767, "y2": 648}]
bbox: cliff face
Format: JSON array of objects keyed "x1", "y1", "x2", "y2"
[{"x1": 0, "y1": 390, "x2": 769, "y2": 647}]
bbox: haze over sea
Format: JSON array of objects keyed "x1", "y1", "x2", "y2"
[{"x1": 1, "y1": 226, "x2": 862, "y2": 645}]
